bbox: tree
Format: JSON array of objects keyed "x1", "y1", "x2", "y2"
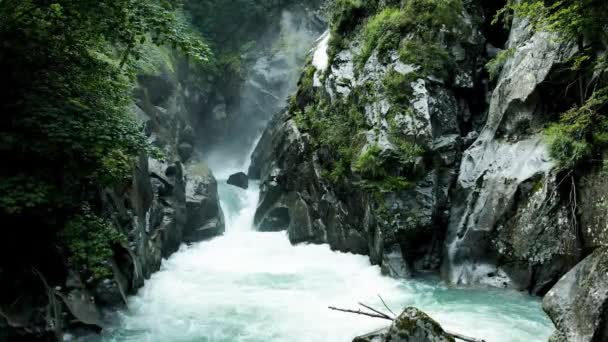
[{"x1": 0, "y1": 0, "x2": 209, "y2": 276}]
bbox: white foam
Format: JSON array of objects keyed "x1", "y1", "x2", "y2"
[{"x1": 100, "y1": 183, "x2": 554, "y2": 342}]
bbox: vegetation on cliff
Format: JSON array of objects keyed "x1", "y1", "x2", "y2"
[
  {"x1": 292, "y1": 0, "x2": 465, "y2": 194},
  {"x1": 0, "y1": 0, "x2": 208, "y2": 279},
  {"x1": 493, "y1": 0, "x2": 608, "y2": 168}
]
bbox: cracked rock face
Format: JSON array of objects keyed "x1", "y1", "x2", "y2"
[
  {"x1": 442, "y1": 17, "x2": 580, "y2": 294},
  {"x1": 543, "y1": 249, "x2": 608, "y2": 342},
  {"x1": 249, "y1": 2, "x2": 484, "y2": 276}
]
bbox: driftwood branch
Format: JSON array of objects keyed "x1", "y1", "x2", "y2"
[
  {"x1": 328, "y1": 304, "x2": 486, "y2": 342},
  {"x1": 377, "y1": 295, "x2": 396, "y2": 317},
  {"x1": 328, "y1": 306, "x2": 393, "y2": 320},
  {"x1": 358, "y1": 302, "x2": 394, "y2": 320}
]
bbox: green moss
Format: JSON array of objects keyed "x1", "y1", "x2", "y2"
[
  {"x1": 399, "y1": 40, "x2": 450, "y2": 79},
  {"x1": 355, "y1": 0, "x2": 463, "y2": 70},
  {"x1": 356, "y1": 7, "x2": 405, "y2": 68},
  {"x1": 134, "y1": 40, "x2": 177, "y2": 75},
  {"x1": 327, "y1": 0, "x2": 378, "y2": 62},
  {"x1": 355, "y1": 144, "x2": 387, "y2": 179},
  {"x1": 382, "y1": 68, "x2": 418, "y2": 105},
  {"x1": 387, "y1": 112, "x2": 425, "y2": 165}
]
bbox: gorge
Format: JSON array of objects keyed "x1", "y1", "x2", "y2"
[{"x1": 1, "y1": 1, "x2": 607, "y2": 342}]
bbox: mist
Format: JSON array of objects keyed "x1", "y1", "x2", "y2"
[{"x1": 201, "y1": 7, "x2": 326, "y2": 175}]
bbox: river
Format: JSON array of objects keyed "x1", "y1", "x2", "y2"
[{"x1": 97, "y1": 174, "x2": 554, "y2": 342}]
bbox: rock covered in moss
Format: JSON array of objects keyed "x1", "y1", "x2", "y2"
[
  {"x1": 543, "y1": 248, "x2": 608, "y2": 342},
  {"x1": 353, "y1": 307, "x2": 454, "y2": 342},
  {"x1": 387, "y1": 308, "x2": 454, "y2": 342}
]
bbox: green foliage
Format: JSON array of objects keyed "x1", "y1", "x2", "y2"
[
  {"x1": 486, "y1": 48, "x2": 516, "y2": 80},
  {"x1": 495, "y1": 0, "x2": 608, "y2": 44},
  {"x1": 399, "y1": 40, "x2": 450, "y2": 79},
  {"x1": 493, "y1": 0, "x2": 608, "y2": 168},
  {"x1": 356, "y1": 176, "x2": 412, "y2": 192},
  {"x1": 61, "y1": 206, "x2": 126, "y2": 280},
  {"x1": 98, "y1": 150, "x2": 135, "y2": 187},
  {"x1": 545, "y1": 87, "x2": 608, "y2": 168},
  {"x1": 0, "y1": 176, "x2": 55, "y2": 215},
  {"x1": 327, "y1": 0, "x2": 378, "y2": 61},
  {"x1": 292, "y1": 64, "x2": 370, "y2": 183},
  {"x1": 382, "y1": 68, "x2": 418, "y2": 105},
  {"x1": 387, "y1": 113, "x2": 425, "y2": 165},
  {"x1": 357, "y1": 7, "x2": 403, "y2": 67},
  {"x1": 356, "y1": 0, "x2": 463, "y2": 69},
  {"x1": 0, "y1": 0, "x2": 209, "y2": 270},
  {"x1": 355, "y1": 144, "x2": 387, "y2": 179}
]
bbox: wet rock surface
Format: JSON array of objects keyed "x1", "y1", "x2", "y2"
[
  {"x1": 227, "y1": 172, "x2": 249, "y2": 189},
  {"x1": 353, "y1": 308, "x2": 454, "y2": 342},
  {"x1": 441, "y1": 15, "x2": 581, "y2": 293},
  {"x1": 543, "y1": 249, "x2": 608, "y2": 342},
  {"x1": 250, "y1": 2, "x2": 485, "y2": 273}
]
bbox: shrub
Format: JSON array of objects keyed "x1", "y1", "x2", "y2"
[
  {"x1": 486, "y1": 48, "x2": 515, "y2": 80},
  {"x1": 355, "y1": 144, "x2": 387, "y2": 179},
  {"x1": 61, "y1": 206, "x2": 126, "y2": 281},
  {"x1": 544, "y1": 87, "x2": 608, "y2": 168}
]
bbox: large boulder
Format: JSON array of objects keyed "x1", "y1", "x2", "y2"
[
  {"x1": 184, "y1": 162, "x2": 225, "y2": 243},
  {"x1": 353, "y1": 307, "x2": 454, "y2": 342},
  {"x1": 543, "y1": 248, "x2": 608, "y2": 342},
  {"x1": 227, "y1": 172, "x2": 249, "y2": 189}
]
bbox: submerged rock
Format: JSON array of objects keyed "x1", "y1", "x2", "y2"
[
  {"x1": 227, "y1": 172, "x2": 249, "y2": 189},
  {"x1": 543, "y1": 248, "x2": 608, "y2": 342},
  {"x1": 353, "y1": 307, "x2": 454, "y2": 342}
]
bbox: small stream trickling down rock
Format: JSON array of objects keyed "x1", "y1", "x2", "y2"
[{"x1": 93, "y1": 174, "x2": 554, "y2": 342}]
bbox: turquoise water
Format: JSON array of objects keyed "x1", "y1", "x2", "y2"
[{"x1": 96, "y1": 181, "x2": 554, "y2": 342}]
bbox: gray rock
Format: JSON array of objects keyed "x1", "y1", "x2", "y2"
[
  {"x1": 442, "y1": 16, "x2": 579, "y2": 293},
  {"x1": 178, "y1": 142, "x2": 194, "y2": 162},
  {"x1": 543, "y1": 248, "x2": 608, "y2": 342},
  {"x1": 184, "y1": 162, "x2": 225, "y2": 243},
  {"x1": 381, "y1": 246, "x2": 412, "y2": 279},
  {"x1": 258, "y1": 206, "x2": 291, "y2": 232},
  {"x1": 353, "y1": 328, "x2": 388, "y2": 342},
  {"x1": 227, "y1": 172, "x2": 249, "y2": 189}
]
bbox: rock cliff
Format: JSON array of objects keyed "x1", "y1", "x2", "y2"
[{"x1": 250, "y1": 1, "x2": 607, "y2": 340}]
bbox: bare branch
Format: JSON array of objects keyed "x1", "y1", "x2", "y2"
[
  {"x1": 329, "y1": 305, "x2": 487, "y2": 342},
  {"x1": 377, "y1": 294, "x2": 396, "y2": 317},
  {"x1": 328, "y1": 306, "x2": 393, "y2": 321},
  {"x1": 358, "y1": 302, "x2": 394, "y2": 320}
]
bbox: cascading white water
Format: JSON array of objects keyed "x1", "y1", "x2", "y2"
[{"x1": 97, "y1": 175, "x2": 555, "y2": 342}]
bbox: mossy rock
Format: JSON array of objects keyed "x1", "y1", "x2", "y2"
[{"x1": 386, "y1": 307, "x2": 454, "y2": 342}]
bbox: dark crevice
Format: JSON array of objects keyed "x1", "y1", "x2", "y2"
[{"x1": 479, "y1": 0, "x2": 510, "y2": 48}]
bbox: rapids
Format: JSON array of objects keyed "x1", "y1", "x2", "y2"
[{"x1": 96, "y1": 178, "x2": 554, "y2": 342}]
